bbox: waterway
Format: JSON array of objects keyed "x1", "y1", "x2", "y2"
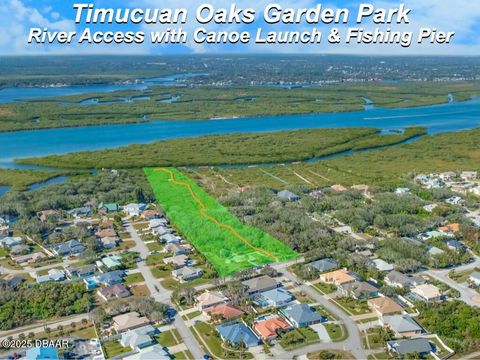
[{"x1": 1, "y1": 97, "x2": 479, "y2": 171}]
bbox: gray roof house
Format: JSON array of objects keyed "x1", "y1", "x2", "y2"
[
  {"x1": 253, "y1": 288, "x2": 293, "y2": 308},
  {"x1": 120, "y1": 325, "x2": 157, "y2": 350},
  {"x1": 0, "y1": 237, "x2": 23, "y2": 248},
  {"x1": 242, "y1": 276, "x2": 279, "y2": 295},
  {"x1": 385, "y1": 270, "x2": 411, "y2": 288},
  {"x1": 277, "y1": 190, "x2": 300, "y2": 202},
  {"x1": 307, "y1": 258, "x2": 338, "y2": 273},
  {"x1": 338, "y1": 281, "x2": 379, "y2": 300},
  {"x1": 172, "y1": 267, "x2": 203, "y2": 282},
  {"x1": 387, "y1": 338, "x2": 433, "y2": 357},
  {"x1": 216, "y1": 321, "x2": 261, "y2": 348},
  {"x1": 281, "y1": 303, "x2": 325, "y2": 327},
  {"x1": 381, "y1": 315, "x2": 423, "y2": 337},
  {"x1": 66, "y1": 264, "x2": 97, "y2": 279},
  {"x1": 52, "y1": 239, "x2": 86, "y2": 257}
]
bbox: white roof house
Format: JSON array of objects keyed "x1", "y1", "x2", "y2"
[
  {"x1": 372, "y1": 259, "x2": 394, "y2": 272},
  {"x1": 123, "y1": 203, "x2": 147, "y2": 217},
  {"x1": 411, "y1": 284, "x2": 442, "y2": 302}
]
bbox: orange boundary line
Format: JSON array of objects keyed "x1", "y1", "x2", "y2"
[{"x1": 154, "y1": 168, "x2": 278, "y2": 261}]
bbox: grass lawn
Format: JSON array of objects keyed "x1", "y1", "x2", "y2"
[
  {"x1": 151, "y1": 266, "x2": 172, "y2": 279},
  {"x1": 449, "y1": 269, "x2": 475, "y2": 284},
  {"x1": 324, "y1": 323, "x2": 347, "y2": 342},
  {"x1": 293, "y1": 291, "x2": 314, "y2": 304},
  {"x1": 36, "y1": 266, "x2": 64, "y2": 276},
  {"x1": 0, "y1": 259, "x2": 23, "y2": 270},
  {"x1": 362, "y1": 328, "x2": 386, "y2": 349},
  {"x1": 133, "y1": 223, "x2": 148, "y2": 231},
  {"x1": 367, "y1": 352, "x2": 393, "y2": 360},
  {"x1": 147, "y1": 242, "x2": 164, "y2": 251},
  {"x1": 102, "y1": 340, "x2": 130, "y2": 358},
  {"x1": 313, "y1": 282, "x2": 337, "y2": 295},
  {"x1": 156, "y1": 329, "x2": 182, "y2": 347},
  {"x1": 0, "y1": 248, "x2": 8, "y2": 257},
  {"x1": 116, "y1": 240, "x2": 135, "y2": 250},
  {"x1": 357, "y1": 317, "x2": 379, "y2": 324},
  {"x1": 124, "y1": 272, "x2": 145, "y2": 284},
  {"x1": 308, "y1": 350, "x2": 355, "y2": 359},
  {"x1": 161, "y1": 275, "x2": 210, "y2": 290},
  {"x1": 173, "y1": 350, "x2": 194, "y2": 360},
  {"x1": 314, "y1": 306, "x2": 337, "y2": 321},
  {"x1": 334, "y1": 298, "x2": 370, "y2": 315},
  {"x1": 70, "y1": 325, "x2": 97, "y2": 339},
  {"x1": 278, "y1": 327, "x2": 320, "y2": 350},
  {"x1": 146, "y1": 253, "x2": 166, "y2": 266},
  {"x1": 144, "y1": 167, "x2": 298, "y2": 276},
  {"x1": 183, "y1": 310, "x2": 202, "y2": 320}
]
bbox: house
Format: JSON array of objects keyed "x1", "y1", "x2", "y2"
[
  {"x1": 7, "y1": 277, "x2": 25, "y2": 288},
  {"x1": 277, "y1": 190, "x2": 300, "y2": 202},
  {"x1": 100, "y1": 236, "x2": 121, "y2": 249},
  {"x1": 438, "y1": 223, "x2": 460, "y2": 234},
  {"x1": 172, "y1": 267, "x2": 202, "y2": 282},
  {"x1": 371, "y1": 259, "x2": 394, "y2": 272},
  {"x1": 387, "y1": 338, "x2": 433, "y2": 357},
  {"x1": 319, "y1": 269, "x2": 356, "y2": 286},
  {"x1": 141, "y1": 210, "x2": 162, "y2": 220},
  {"x1": 120, "y1": 325, "x2": 157, "y2": 350},
  {"x1": 471, "y1": 186, "x2": 480, "y2": 196},
  {"x1": 66, "y1": 264, "x2": 97, "y2": 279},
  {"x1": 84, "y1": 270, "x2": 125, "y2": 290},
  {"x1": 428, "y1": 246, "x2": 445, "y2": 256},
  {"x1": 307, "y1": 258, "x2": 338, "y2": 273},
  {"x1": 331, "y1": 184, "x2": 347, "y2": 192},
  {"x1": 113, "y1": 312, "x2": 150, "y2": 333},
  {"x1": 423, "y1": 204, "x2": 438, "y2": 213},
  {"x1": 0, "y1": 236, "x2": 23, "y2": 248},
  {"x1": 11, "y1": 252, "x2": 46, "y2": 265},
  {"x1": 254, "y1": 287, "x2": 293, "y2": 308},
  {"x1": 253, "y1": 315, "x2": 291, "y2": 341},
  {"x1": 204, "y1": 304, "x2": 244, "y2": 320},
  {"x1": 98, "y1": 202, "x2": 120, "y2": 213},
  {"x1": 309, "y1": 190, "x2": 324, "y2": 199},
  {"x1": 10, "y1": 244, "x2": 30, "y2": 255},
  {"x1": 380, "y1": 314, "x2": 423, "y2": 337},
  {"x1": 153, "y1": 226, "x2": 173, "y2": 237},
  {"x1": 445, "y1": 196, "x2": 463, "y2": 205},
  {"x1": 242, "y1": 275, "x2": 279, "y2": 295},
  {"x1": 411, "y1": 284, "x2": 442, "y2": 302},
  {"x1": 469, "y1": 271, "x2": 480, "y2": 287},
  {"x1": 439, "y1": 172, "x2": 456, "y2": 181},
  {"x1": 216, "y1": 321, "x2": 261, "y2": 348},
  {"x1": 149, "y1": 218, "x2": 169, "y2": 229},
  {"x1": 164, "y1": 243, "x2": 187, "y2": 256},
  {"x1": 161, "y1": 233, "x2": 180, "y2": 244},
  {"x1": 419, "y1": 231, "x2": 446, "y2": 241},
  {"x1": 68, "y1": 207, "x2": 92, "y2": 218},
  {"x1": 36, "y1": 269, "x2": 66, "y2": 284},
  {"x1": 461, "y1": 171, "x2": 478, "y2": 181},
  {"x1": 395, "y1": 188, "x2": 410, "y2": 195},
  {"x1": 385, "y1": 270, "x2": 410, "y2": 288},
  {"x1": 52, "y1": 239, "x2": 86, "y2": 257},
  {"x1": 123, "y1": 203, "x2": 147, "y2": 217},
  {"x1": 281, "y1": 303, "x2": 325, "y2": 327},
  {"x1": 368, "y1": 297, "x2": 403, "y2": 316},
  {"x1": 126, "y1": 345, "x2": 170, "y2": 360},
  {"x1": 163, "y1": 254, "x2": 189, "y2": 269},
  {"x1": 98, "y1": 284, "x2": 131, "y2": 302},
  {"x1": 445, "y1": 239, "x2": 467, "y2": 253},
  {"x1": 338, "y1": 281, "x2": 379, "y2": 300},
  {"x1": 99, "y1": 254, "x2": 123, "y2": 269},
  {"x1": 26, "y1": 346, "x2": 59, "y2": 360},
  {"x1": 37, "y1": 210, "x2": 60, "y2": 222},
  {"x1": 95, "y1": 228, "x2": 117, "y2": 238},
  {"x1": 196, "y1": 291, "x2": 229, "y2": 311}
]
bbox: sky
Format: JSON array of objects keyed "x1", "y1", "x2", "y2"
[{"x1": 1, "y1": 0, "x2": 480, "y2": 55}]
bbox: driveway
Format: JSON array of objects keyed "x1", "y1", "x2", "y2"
[{"x1": 310, "y1": 323, "x2": 331, "y2": 342}]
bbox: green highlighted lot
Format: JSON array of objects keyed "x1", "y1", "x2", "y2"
[{"x1": 144, "y1": 167, "x2": 298, "y2": 276}]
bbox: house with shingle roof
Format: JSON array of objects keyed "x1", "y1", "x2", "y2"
[
  {"x1": 254, "y1": 287, "x2": 293, "y2": 308},
  {"x1": 242, "y1": 275, "x2": 279, "y2": 295},
  {"x1": 281, "y1": 303, "x2": 325, "y2": 328},
  {"x1": 338, "y1": 281, "x2": 379, "y2": 300},
  {"x1": 387, "y1": 338, "x2": 433, "y2": 357},
  {"x1": 380, "y1": 314, "x2": 423, "y2": 338},
  {"x1": 368, "y1": 297, "x2": 403, "y2": 316},
  {"x1": 120, "y1": 325, "x2": 156, "y2": 350},
  {"x1": 204, "y1": 304, "x2": 244, "y2": 321},
  {"x1": 216, "y1": 321, "x2": 261, "y2": 348},
  {"x1": 52, "y1": 239, "x2": 86, "y2": 257},
  {"x1": 113, "y1": 312, "x2": 150, "y2": 333},
  {"x1": 307, "y1": 258, "x2": 338, "y2": 273},
  {"x1": 319, "y1": 269, "x2": 356, "y2": 286},
  {"x1": 196, "y1": 291, "x2": 229, "y2": 311}
]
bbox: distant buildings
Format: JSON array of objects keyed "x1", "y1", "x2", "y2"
[{"x1": 277, "y1": 190, "x2": 300, "y2": 202}]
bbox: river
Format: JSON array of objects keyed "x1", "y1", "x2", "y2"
[{"x1": 1, "y1": 97, "x2": 479, "y2": 170}]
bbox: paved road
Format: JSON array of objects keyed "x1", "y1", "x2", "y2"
[
  {"x1": 125, "y1": 221, "x2": 204, "y2": 360},
  {"x1": 420, "y1": 255, "x2": 480, "y2": 308},
  {"x1": 0, "y1": 313, "x2": 89, "y2": 342},
  {"x1": 0, "y1": 259, "x2": 78, "y2": 276},
  {"x1": 282, "y1": 269, "x2": 367, "y2": 359}
]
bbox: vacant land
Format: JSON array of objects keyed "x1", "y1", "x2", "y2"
[
  {"x1": 144, "y1": 167, "x2": 298, "y2": 276},
  {"x1": 18, "y1": 127, "x2": 426, "y2": 169}
]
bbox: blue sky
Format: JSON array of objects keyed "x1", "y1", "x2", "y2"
[{"x1": 1, "y1": 0, "x2": 480, "y2": 55}]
